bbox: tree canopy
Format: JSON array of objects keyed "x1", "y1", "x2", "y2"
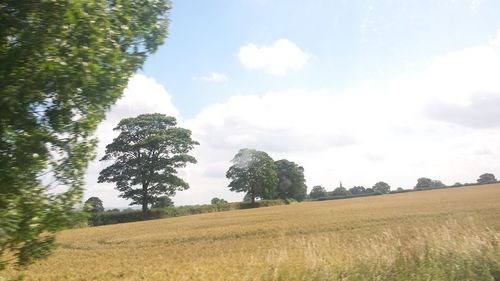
[
  {"x1": 349, "y1": 186, "x2": 366, "y2": 195},
  {"x1": 309, "y1": 185, "x2": 327, "y2": 199},
  {"x1": 477, "y1": 173, "x2": 497, "y2": 184},
  {"x1": 226, "y1": 149, "x2": 278, "y2": 204},
  {"x1": 98, "y1": 114, "x2": 198, "y2": 216},
  {"x1": 84, "y1": 197, "x2": 104, "y2": 213},
  {"x1": 372, "y1": 181, "x2": 391, "y2": 194},
  {"x1": 275, "y1": 159, "x2": 307, "y2": 201},
  {"x1": 415, "y1": 177, "x2": 445, "y2": 189},
  {"x1": 0, "y1": 0, "x2": 170, "y2": 269},
  {"x1": 151, "y1": 196, "x2": 174, "y2": 209}
]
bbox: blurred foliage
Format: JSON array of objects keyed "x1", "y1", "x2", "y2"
[
  {"x1": 275, "y1": 159, "x2": 307, "y2": 202},
  {"x1": 0, "y1": 0, "x2": 170, "y2": 269}
]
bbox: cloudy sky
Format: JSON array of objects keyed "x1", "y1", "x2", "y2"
[{"x1": 85, "y1": 0, "x2": 500, "y2": 208}]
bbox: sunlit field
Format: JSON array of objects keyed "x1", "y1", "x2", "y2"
[{"x1": 3, "y1": 184, "x2": 500, "y2": 280}]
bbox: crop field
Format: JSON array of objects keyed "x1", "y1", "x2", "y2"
[{"x1": 3, "y1": 184, "x2": 500, "y2": 280}]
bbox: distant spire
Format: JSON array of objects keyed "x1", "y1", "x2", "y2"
[{"x1": 340, "y1": 181, "x2": 343, "y2": 188}]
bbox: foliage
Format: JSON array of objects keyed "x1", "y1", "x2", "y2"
[
  {"x1": 238, "y1": 199, "x2": 285, "y2": 209},
  {"x1": 211, "y1": 198, "x2": 230, "y2": 211},
  {"x1": 151, "y1": 196, "x2": 174, "y2": 209},
  {"x1": 274, "y1": 159, "x2": 307, "y2": 201},
  {"x1": 372, "y1": 181, "x2": 391, "y2": 194},
  {"x1": 349, "y1": 186, "x2": 366, "y2": 195},
  {"x1": 331, "y1": 186, "x2": 352, "y2": 197},
  {"x1": 477, "y1": 173, "x2": 497, "y2": 184},
  {"x1": 226, "y1": 149, "x2": 278, "y2": 203},
  {"x1": 415, "y1": 177, "x2": 446, "y2": 189},
  {"x1": 98, "y1": 114, "x2": 198, "y2": 217},
  {"x1": 0, "y1": 0, "x2": 170, "y2": 268},
  {"x1": 84, "y1": 197, "x2": 104, "y2": 213},
  {"x1": 309, "y1": 185, "x2": 327, "y2": 199}
]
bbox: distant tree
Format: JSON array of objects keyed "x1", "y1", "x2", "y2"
[
  {"x1": 309, "y1": 185, "x2": 327, "y2": 199},
  {"x1": 211, "y1": 197, "x2": 221, "y2": 205},
  {"x1": 84, "y1": 197, "x2": 104, "y2": 213},
  {"x1": 431, "y1": 180, "x2": 445, "y2": 188},
  {"x1": 98, "y1": 114, "x2": 198, "y2": 217},
  {"x1": 331, "y1": 186, "x2": 351, "y2": 197},
  {"x1": 275, "y1": 159, "x2": 307, "y2": 201},
  {"x1": 415, "y1": 177, "x2": 445, "y2": 189},
  {"x1": 226, "y1": 149, "x2": 278, "y2": 204},
  {"x1": 477, "y1": 173, "x2": 497, "y2": 184},
  {"x1": 152, "y1": 196, "x2": 174, "y2": 209},
  {"x1": 396, "y1": 187, "x2": 404, "y2": 192},
  {"x1": 349, "y1": 186, "x2": 366, "y2": 195},
  {"x1": 372, "y1": 182, "x2": 390, "y2": 194},
  {"x1": 365, "y1": 188, "x2": 374, "y2": 193},
  {"x1": 453, "y1": 182, "x2": 463, "y2": 187},
  {"x1": 415, "y1": 177, "x2": 433, "y2": 189}
]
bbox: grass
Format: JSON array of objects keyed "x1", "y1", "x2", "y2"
[{"x1": 2, "y1": 184, "x2": 500, "y2": 280}]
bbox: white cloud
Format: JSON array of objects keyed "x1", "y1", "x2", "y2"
[
  {"x1": 238, "y1": 39, "x2": 309, "y2": 76},
  {"x1": 199, "y1": 72, "x2": 228, "y2": 83},
  {"x1": 489, "y1": 28, "x2": 500, "y2": 48},
  {"x1": 86, "y1": 37, "x2": 500, "y2": 208},
  {"x1": 177, "y1": 41, "x2": 500, "y2": 205}
]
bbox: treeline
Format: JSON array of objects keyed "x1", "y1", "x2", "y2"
[
  {"x1": 308, "y1": 173, "x2": 498, "y2": 201},
  {"x1": 86, "y1": 199, "x2": 289, "y2": 226}
]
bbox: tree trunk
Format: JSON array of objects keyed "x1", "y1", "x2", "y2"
[
  {"x1": 251, "y1": 188, "x2": 255, "y2": 204},
  {"x1": 142, "y1": 183, "x2": 148, "y2": 219}
]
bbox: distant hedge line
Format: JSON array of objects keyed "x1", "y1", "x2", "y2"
[{"x1": 88, "y1": 199, "x2": 288, "y2": 226}]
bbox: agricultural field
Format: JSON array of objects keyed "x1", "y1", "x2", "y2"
[{"x1": 3, "y1": 184, "x2": 500, "y2": 281}]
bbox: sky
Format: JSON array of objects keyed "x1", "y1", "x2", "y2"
[{"x1": 84, "y1": 0, "x2": 500, "y2": 208}]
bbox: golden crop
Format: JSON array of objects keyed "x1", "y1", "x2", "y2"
[{"x1": 3, "y1": 184, "x2": 500, "y2": 280}]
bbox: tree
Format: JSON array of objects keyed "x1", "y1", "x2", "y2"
[
  {"x1": 415, "y1": 177, "x2": 432, "y2": 189},
  {"x1": 415, "y1": 177, "x2": 445, "y2": 189},
  {"x1": 0, "y1": 1, "x2": 170, "y2": 269},
  {"x1": 274, "y1": 159, "x2": 307, "y2": 201},
  {"x1": 309, "y1": 185, "x2": 327, "y2": 199},
  {"x1": 152, "y1": 196, "x2": 174, "y2": 209},
  {"x1": 331, "y1": 186, "x2": 351, "y2": 197},
  {"x1": 98, "y1": 114, "x2": 198, "y2": 217},
  {"x1": 396, "y1": 187, "x2": 404, "y2": 192},
  {"x1": 372, "y1": 181, "x2": 390, "y2": 194},
  {"x1": 211, "y1": 197, "x2": 221, "y2": 205},
  {"x1": 84, "y1": 197, "x2": 104, "y2": 213},
  {"x1": 477, "y1": 173, "x2": 497, "y2": 184},
  {"x1": 226, "y1": 149, "x2": 278, "y2": 204},
  {"x1": 349, "y1": 186, "x2": 366, "y2": 195}
]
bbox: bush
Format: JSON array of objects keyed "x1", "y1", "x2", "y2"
[{"x1": 238, "y1": 199, "x2": 285, "y2": 209}]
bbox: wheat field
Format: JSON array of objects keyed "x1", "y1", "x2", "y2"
[{"x1": 3, "y1": 184, "x2": 500, "y2": 280}]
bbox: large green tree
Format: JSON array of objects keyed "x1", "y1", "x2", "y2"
[
  {"x1": 274, "y1": 159, "x2": 307, "y2": 201},
  {"x1": 0, "y1": 0, "x2": 170, "y2": 269},
  {"x1": 226, "y1": 149, "x2": 278, "y2": 204},
  {"x1": 98, "y1": 114, "x2": 198, "y2": 216}
]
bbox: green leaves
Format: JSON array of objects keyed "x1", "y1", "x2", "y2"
[
  {"x1": 226, "y1": 149, "x2": 278, "y2": 203},
  {"x1": 98, "y1": 114, "x2": 198, "y2": 215},
  {"x1": 0, "y1": 0, "x2": 171, "y2": 269}
]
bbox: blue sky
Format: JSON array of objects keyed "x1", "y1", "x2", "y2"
[
  {"x1": 142, "y1": 0, "x2": 500, "y2": 117},
  {"x1": 85, "y1": 0, "x2": 500, "y2": 208}
]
